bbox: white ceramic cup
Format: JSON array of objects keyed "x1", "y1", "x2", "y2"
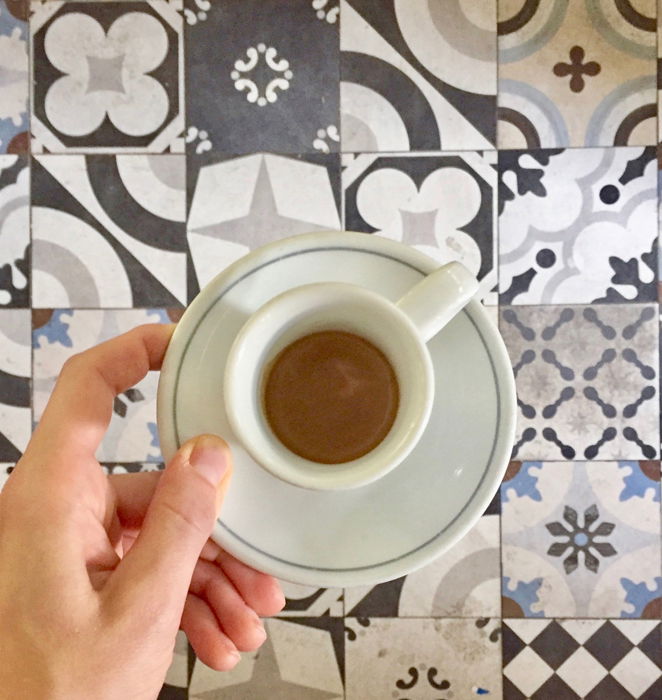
[{"x1": 223, "y1": 261, "x2": 478, "y2": 490}]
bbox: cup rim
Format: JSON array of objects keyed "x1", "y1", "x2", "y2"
[{"x1": 223, "y1": 281, "x2": 435, "y2": 490}]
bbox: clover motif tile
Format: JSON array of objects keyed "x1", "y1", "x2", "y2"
[
  {"x1": 31, "y1": 154, "x2": 187, "y2": 308},
  {"x1": 185, "y1": 0, "x2": 338, "y2": 154},
  {"x1": 499, "y1": 147, "x2": 657, "y2": 304},
  {"x1": 0, "y1": 0, "x2": 28, "y2": 153},
  {"x1": 501, "y1": 304, "x2": 660, "y2": 460},
  {"x1": 31, "y1": 1, "x2": 184, "y2": 153},
  {"x1": 32, "y1": 308, "x2": 178, "y2": 463},
  {"x1": 341, "y1": 0, "x2": 496, "y2": 151},
  {"x1": 344, "y1": 152, "x2": 497, "y2": 303},
  {"x1": 501, "y1": 461, "x2": 661, "y2": 618},
  {"x1": 498, "y1": 0, "x2": 657, "y2": 147}
]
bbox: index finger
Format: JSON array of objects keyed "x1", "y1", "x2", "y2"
[{"x1": 26, "y1": 323, "x2": 175, "y2": 465}]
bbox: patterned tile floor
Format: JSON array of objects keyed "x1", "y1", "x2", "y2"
[{"x1": 0, "y1": 1, "x2": 661, "y2": 698}]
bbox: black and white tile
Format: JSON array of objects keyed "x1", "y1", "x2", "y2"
[
  {"x1": 186, "y1": 152, "x2": 341, "y2": 296},
  {"x1": 499, "y1": 147, "x2": 657, "y2": 304},
  {"x1": 0, "y1": 309, "x2": 30, "y2": 461},
  {"x1": 31, "y1": 0, "x2": 184, "y2": 153},
  {"x1": 0, "y1": 155, "x2": 29, "y2": 307},
  {"x1": 344, "y1": 151, "x2": 497, "y2": 302},
  {"x1": 31, "y1": 154, "x2": 187, "y2": 308},
  {"x1": 501, "y1": 304, "x2": 660, "y2": 461},
  {"x1": 503, "y1": 620, "x2": 661, "y2": 699},
  {"x1": 340, "y1": 0, "x2": 496, "y2": 151},
  {"x1": 185, "y1": 0, "x2": 339, "y2": 155}
]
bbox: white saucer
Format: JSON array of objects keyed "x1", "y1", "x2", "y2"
[{"x1": 157, "y1": 232, "x2": 516, "y2": 587}]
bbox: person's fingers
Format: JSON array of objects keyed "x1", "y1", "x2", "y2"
[
  {"x1": 200, "y1": 546, "x2": 285, "y2": 617},
  {"x1": 180, "y1": 593, "x2": 241, "y2": 672},
  {"x1": 25, "y1": 324, "x2": 175, "y2": 469},
  {"x1": 189, "y1": 558, "x2": 267, "y2": 652},
  {"x1": 109, "y1": 471, "x2": 162, "y2": 529},
  {"x1": 103, "y1": 435, "x2": 233, "y2": 618}
]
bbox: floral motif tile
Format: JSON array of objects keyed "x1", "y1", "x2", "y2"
[
  {"x1": 32, "y1": 308, "x2": 178, "y2": 463},
  {"x1": 340, "y1": 0, "x2": 496, "y2": 151},
  {"x1": 343, "y1": 151, "x2": 497, "y2": 303},
  {"x1": 0, "y1": 0, "x2": 28, "y2": 153},
  {"x1": 499, "y1": 147, "x2": 657, "y2": 304},
  {"x1": 0, "y1": 309, "x2": 29, "y2": 461},
  {"x1": 31, "y1": 1, "x2": 184, "y2": 153},
  {"x1": 501, "y1": 304, "x2": 660, "y2": 460},
  {"x1": 503, "y1": 619, "x2": 661, "y2": 699},
  {"x1": 345, "y1": 618, "x2": 502, "y2": 699},
  {"x1": 185, "y1": 0, "x2": 338, "y2": 154},
  {"x1": 186, "y1": 153, "x2": 341, "y2": 297},
  {"x1": 0, "y1": 155, "x2": 29, "y2": 307},
  {"x1": 31, "y1": 154, "x2": 187, "y2": 308},
  {"x1": 498, "y1": 0, "x2": 657, "y2": 148},
  {"x1": 188, "y1": 618, "x2": 344, "y2": 699},
  {"x1": 344, "y1": 495, "x2": 501, "y2": 618},
  {"x1": 501, "y1": 461, "x2": 661, "y2": 618}
]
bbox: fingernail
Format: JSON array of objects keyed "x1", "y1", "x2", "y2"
[
  {"x1": 189, "y1": 435, "x2": 229, "y2": 486},
  {"x1": 254, "y1": 617, "x2": 267, "y2": 641},
  {"x1": 229, "y1": 650, "x2": 241, "y2": 665}
]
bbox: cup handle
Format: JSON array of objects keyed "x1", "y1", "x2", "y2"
[{"x1": 396, "y1": 261, "x2": 479, "y2": 343}]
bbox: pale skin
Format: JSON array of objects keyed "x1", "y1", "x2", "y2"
[{"x1": 0, "y1": 323, "x2": 285, "y2": 699}]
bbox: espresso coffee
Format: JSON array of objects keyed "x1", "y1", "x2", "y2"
[{"x1": 262, "y1": 330, "x2": 399, "y2": 464}]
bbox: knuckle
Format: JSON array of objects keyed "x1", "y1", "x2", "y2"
[{"x1": 157, "y1": 492, "x2": 215, "y2": 538}]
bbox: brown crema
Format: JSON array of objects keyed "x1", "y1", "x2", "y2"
[{"x1": 262, "y1": 330, "x2": 399, "y2": 464}]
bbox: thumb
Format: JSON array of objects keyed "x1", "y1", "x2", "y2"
[{"x1": 105, "y1": 434, "x2": 232, "y2": 612}]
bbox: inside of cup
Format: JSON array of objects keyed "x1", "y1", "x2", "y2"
[{"x1": 225, "y1": 284, "x2": 433, "y2": 490}]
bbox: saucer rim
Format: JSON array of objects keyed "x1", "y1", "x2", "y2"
[{"x1": 157, "y1": 231, "x2": 516, "y2": 587}]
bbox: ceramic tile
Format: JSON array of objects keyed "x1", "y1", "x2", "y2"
[
  {"x1": 501, "y1": 461, "x2": 661, "y2": 618},
  {"x1": 345, "y1": 618, "x2": 502, "y2": 699},
  {"x1": 499, "y1": 147, "x2": 657, "y2": 304},
  {"x1": 186, "y1": 152, "x2": 341, "y2": 297},
  {"x1": 277, "y1": 581, "x2": 344, "y2": 618},
  {"x1": 31, "y1": 154, "x2": 187, "y2": 308},
  {"x1": 343, "y1": 151, "x2": 497, "y2": 303},
  {"x1": 0, "y1": 309, "x2": 30, "y2": 461},
  {"x1": 160, "y1": 630, "x2": 191, "y2": 698},
  {"x1": 188, "y1": 617, "x2": 344, "y2": 699},
  {"x1": 501, "y1": 304, "x2": 660, "y2": 460},
  {"x1": 340, "y1": 0, "x2": 496, "y2": 151},
  {"x1": 185, "y1": 0, "x2": 338, "y2": 155},
  {"x1": 344, "y1": 496, "x2": 501, "y2": 618},
  {"x1": 31, "y1": 1, "x2": 184, "y2": 153},
  {"x1": 32, "y1": 308, "x2": 178, "y2": 463},
  {"x1": 0, "y1": 1, "x2": 28, "y2": 154},
  {"x1": 0, "y1": 155, "x2": 29, "y2": 307},
  {"x1": 498, "y1": 0, "x2": 657, "y2": 148},
  {"x1": 503, "y1": 620, "x2": 661, "y2": 699}
]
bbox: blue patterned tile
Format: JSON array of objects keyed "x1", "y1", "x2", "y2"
[
  {"x1": 502, "y1": 461, "x2": 661, "y2": 618},
  {"x1": 32, "y1": 309, "x2": 175, "y2": 463}
]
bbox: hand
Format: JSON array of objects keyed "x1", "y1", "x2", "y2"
[{"x1": 0, "y1": 324, "x2": 284, "y2": 699}]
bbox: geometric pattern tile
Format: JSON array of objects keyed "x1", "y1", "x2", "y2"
[{"x1": 503, "y1": 620, "x2": 662, "y2": 699}]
